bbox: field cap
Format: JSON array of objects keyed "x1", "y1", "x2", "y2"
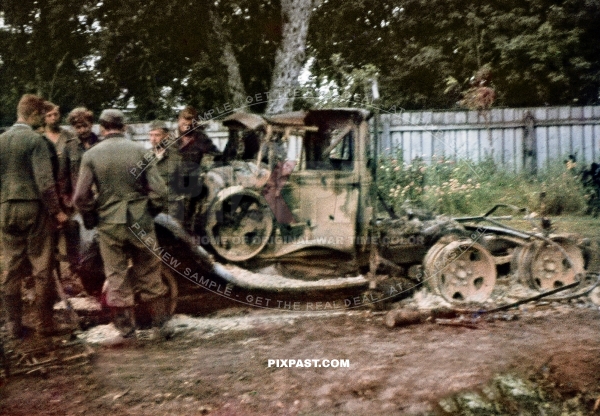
[{"x1": 99, "y1": 109, "x2": 125, "y2": 126}]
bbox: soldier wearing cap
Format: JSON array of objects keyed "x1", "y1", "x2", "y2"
[
  {"x1": 74, "y1": 109, "x2": 170, "y2": 345},
  {"x1": 148, "y1": 120, "x2": 184, "y2": 222},
  {"x1": 0, "y1": 94, "x2": 69, "y2": 339}
]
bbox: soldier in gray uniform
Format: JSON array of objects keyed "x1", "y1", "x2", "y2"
[
  {"x1": 60, "y1": 107, "x2": 99, "y2": 212},
  {"x1": 0, "y1": 94, "x2": 68, "y2": 339},
  {"x1": 148, "y1": 120, "x2": 184, "y2": 222},
  {"x1": 73, "y1": 109, "x2": 170, "y2": 345}
]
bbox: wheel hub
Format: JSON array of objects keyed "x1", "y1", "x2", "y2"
[
  {"x1": 514, "y1": 235, "x2": 585, "y2": 291},
  {"x1": 206, "y1": 190, "x2": 274, "y2": 262},
  {"x1": 424, "y1": 239, "x2": 497, "y2": 303}
]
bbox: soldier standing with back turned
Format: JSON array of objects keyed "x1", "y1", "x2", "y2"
[
  {"x1": 74, "y1": 109, "x2": 170, "y2": 346},
  {"x1": 0, "y1": 94, "x2": 68, "y2": 339}
]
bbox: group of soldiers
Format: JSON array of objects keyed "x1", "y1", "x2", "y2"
[{"x1": 0, "y1": 94, "x2": 221, "y2": 346}]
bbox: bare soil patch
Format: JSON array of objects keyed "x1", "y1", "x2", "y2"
[
  {"x1": 2, "y1": 214, "x2": 600, "y2": 415},
  {"x1": 2, "y1": 301, "x2": 600, "y2": 415}
]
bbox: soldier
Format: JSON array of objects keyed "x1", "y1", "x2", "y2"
[
  {"x1": 60, "y1": 107, "x2": 99, "y2": 212},
  {"x1": 40, "y1": 103, "x2": 66, "y2": 311},
  {"x1": 43, "y1": 103, "x2": 75, "y2": 156},
  {"x1": 55, "y1": 108, "x2": 102, "y2": 295},
  {"x1": 0, "y1": 94, "x2": 69, "y2": 339},
  {"x1": 73, "y1": 109, "x2": 170, "y2": 345},
  {"x1": 148, "y1": 120, "x2": 184, "y2": 222},
  {"x1": 67, "y1": 107, "x2": 99, "y2": 150},
  {"x1": 175, "y1": 106, "x2": 221, "y2": 230},
  {"x1": 40, "y1": 103, "x2": 61, "y2": 189}
]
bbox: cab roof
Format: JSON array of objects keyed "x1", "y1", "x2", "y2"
[{"x1": 223, "y1": 108, "x2": 372, "y2": 131}]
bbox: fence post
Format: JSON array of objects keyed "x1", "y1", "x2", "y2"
[{"x1": 523, "y1": 110, "x2": 537, "y2": 176}]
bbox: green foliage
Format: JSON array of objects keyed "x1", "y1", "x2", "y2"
[
  {"x1": 537, "y1": 161, "x2": 589, "y2": 215},
  {"x1": 0, "y1": 0, "x2": 110, "y2": 124},
  {"x1": 0, "y1": 0, "x2": 283, "y2": 122},
  {"x1": 295, "y1": 55, "x2": 379, "y2": 109},
  {"x1": 1, "y1": 0, "x2": 600, "y2": 123},
  {"x1": 309, "y1": 0, "x2": 600, "y2": 109},
  {"x1": 378, "y1": 154, "x2": 587, "y2": 216}
]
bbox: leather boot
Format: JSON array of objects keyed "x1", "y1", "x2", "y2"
[
  {"x1": 3, "y1": 294, "x2": 24, "y2": 339},
  {"x1": 101, "y1": 307, "x2": 137, "y2": 347},
  {"x1": 148, "y1": 296, "x2": 174, "y2": 340},
  {"x1": 35, "y1": 283, "x2": 71, "y2": 337},
  {"x1": 36, "y1": 295, "x2": 56, "y2": 336}
]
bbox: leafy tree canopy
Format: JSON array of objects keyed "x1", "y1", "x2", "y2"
[
  {"x1": 0, "y1": 0, "x2": 599, "y2": 125},
  {"x1": 308, "y1": 0, "x2": 600, "y2": 109}
]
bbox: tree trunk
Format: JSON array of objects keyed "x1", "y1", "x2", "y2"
[
  {"x1": 266, "y1": 0, "x2": 314, "y2": 115},
  {"x1": 210, "y1": 10, "x2": 247, "y2": 110}
]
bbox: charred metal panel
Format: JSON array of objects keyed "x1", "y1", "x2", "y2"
[{"x1": 285, "y1": 171, "x2": 358, "y2": 253}]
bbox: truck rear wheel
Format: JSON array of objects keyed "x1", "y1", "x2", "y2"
[
  {"x1": 424, "y1": 239, "x2": 497, "y2": 303},
  {"x1": 513, "y1": 235, "x2": 584, "y2": 291}
]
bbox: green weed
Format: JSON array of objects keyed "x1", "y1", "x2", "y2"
[{"x1": 377, "y1": 154, "x2": 587, "y2": 216}]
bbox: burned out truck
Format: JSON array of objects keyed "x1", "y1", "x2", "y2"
[{"x1": 71, "y1": 108, "x2": 589, "y2": 313}]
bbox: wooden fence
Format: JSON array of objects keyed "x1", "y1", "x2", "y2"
[{"x1": 376, "y1": 106, "x2": 600, "y2": 173}]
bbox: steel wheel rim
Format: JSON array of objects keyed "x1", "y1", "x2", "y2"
[
  {"x1": 425, "y1": 240, "x2": 497, "y2": 303},
  {"x1": 528, "y1": 237, "x2": 584, "y2": 291},
  {"x1": 207, "y1": 192, "x2": 273, "y2": 262}
]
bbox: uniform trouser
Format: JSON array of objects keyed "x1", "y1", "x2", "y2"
[
  {"x1": 166, "y1": 198, "x2": 185, "y2": 224},
  {"x1": 96, "y1": 217, "x2": 167, "y2": 308},
  {"x1": 0, "y1": 201, "x2": 54, "y2": 299}
]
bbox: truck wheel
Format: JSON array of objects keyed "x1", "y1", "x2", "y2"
[
  {"x1": 513, "y1": 235, "x2": 584, "y2": 291},
  {"x1": 206, "y1": 190, "x2": 274, "y2": 262},
  {"x1": 424, "y1": 239, "x2": 497, "y2": 303}
]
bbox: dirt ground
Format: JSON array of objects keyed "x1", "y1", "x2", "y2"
[
  {"x1": 1, "y1": 299, "x2": 600, "y2": 415},
  {"x1": 2, "y1": 215, "x2": 600, "y2": 415}
]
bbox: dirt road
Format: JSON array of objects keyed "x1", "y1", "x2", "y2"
[{"x1": 2, "y1": 299, "x2": 600, "y2": 415}]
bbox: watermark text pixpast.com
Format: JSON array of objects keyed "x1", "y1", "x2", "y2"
[{"x1": 267, "y1": 359, "x2": 350, "y2": 368}]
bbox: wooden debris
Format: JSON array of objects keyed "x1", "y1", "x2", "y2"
[
  {"x1": 385, "y1": 309, "x2": 427, "y2": 328},
  {"x1": 1, "y1": 339, "x2": 95, "y2": 378},
  {"x1": 435, "y1": 318, "x2": 479, "y2": 329},
  {"x1": 385, "y1": 307, "x2": 462, "y2": 328}
]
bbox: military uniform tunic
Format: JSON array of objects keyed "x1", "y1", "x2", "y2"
[
  {"x1": 58, "y1": 133, "x2": 98, "y2": 211},
  {"x1": 0, "y1": 124, "x2": 61, "y2": 297},
  {"x1": 74, "y1": 133, "x2": 168, "y2": 307},
  {"x1": 177, "y1": 130, "x2": 220, "y2": 229},
  {"x1": 153, "y1": 140, "x2": 184, "y2": 221},
  {"x1": 55, "y1": 131, "x2": 100, "y2": 275}
]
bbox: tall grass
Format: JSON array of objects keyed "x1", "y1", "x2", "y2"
[{"x1": 377, "y1": 152, "x2": 588, "y2": 216}]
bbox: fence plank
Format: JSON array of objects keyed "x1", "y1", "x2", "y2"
[
  {"x1": 537, "y1": 126, "x2": 549, "y2": 170},
  {"x1": 514, "y1": 128, "x2": 524, "y2": 172},
  {"x1": 582, "y1": 125, "x2": 593, "y2": 163}
]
